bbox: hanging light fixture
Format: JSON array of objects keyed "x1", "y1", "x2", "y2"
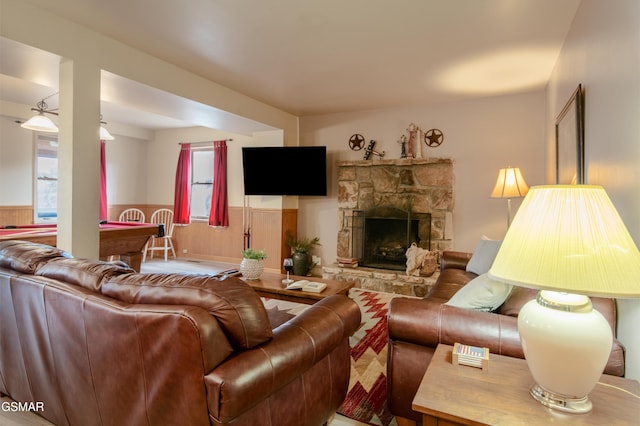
[
  {"x1": 21, "y1": 93, "x2": 59, "y2": 133},
  {"x1": 21, "y1": 93, "x2": 115, "y2": 140},
  {"x1": 99, "y1": 115, "x2": 115, "y2": 140}
]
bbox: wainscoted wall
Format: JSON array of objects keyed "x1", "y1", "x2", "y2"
[
  {"x1": 0, "y1": 206, "x2": 32, "y2": 226},
  {"x1": 172, "y1": 208, "x2": 296, "y2": 271},
  {"x1": 1, "y1": 204, "x2": 295, "y2": 272}
]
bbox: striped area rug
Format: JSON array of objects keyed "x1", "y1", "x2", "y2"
[{"x1": 262, "y1": 288, "x2": 398, "y2": 426}]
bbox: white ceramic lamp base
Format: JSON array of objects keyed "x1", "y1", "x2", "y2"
[{"x1": 518, "y1": 291, "x2": 613, "y2": 413}]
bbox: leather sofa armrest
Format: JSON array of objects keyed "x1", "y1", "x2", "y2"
[
  {"x1": 204, "y1": 295, "x2": 361, "y2": 422},
  {"x1": 388, "y1": 297, "x2": 524, "y2": 358},
  {"x1": 440, "y1": 251, "x2": 472, "y2": 271}
]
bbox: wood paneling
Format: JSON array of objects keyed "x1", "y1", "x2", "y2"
[
  {"x1": 172, "y1": 207, "x2": 245, "y2": 264},
  {"x1": 250, "y1": 209, "x2": 286, "y2": 271},
  {"x1": 281, "y1": 208, "x2": 297, "y2": 261},
  {"x1": 108, "y1": 204, "x2": 298, "y2": 270},
  {"x1": 0, "y1": 206, "x2": 34, "y2": 226}
]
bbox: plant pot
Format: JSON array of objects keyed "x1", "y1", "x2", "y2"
[
  {"x1": 240, "y1": 258, "x2": 264, "y2": 280},
  {"x1": 292, "y1": 251, "x2": 310, "y2": 276}
]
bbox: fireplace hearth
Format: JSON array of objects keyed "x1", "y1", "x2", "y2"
[{"x1": 352, "y1": 206, "x2": 431, "y2": 270}]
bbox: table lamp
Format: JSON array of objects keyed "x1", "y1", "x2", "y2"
[
  {"x1": 488, "y1": 185, "x2": 640, "y2": 413},
  {"x1": 490, "y1": 167, "x2": 529, "y2": 227}
]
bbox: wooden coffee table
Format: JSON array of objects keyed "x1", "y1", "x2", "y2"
[
  {"x1": 412, "y1": 344, "x2": 640, "y2": 425},
  {"x1": 244, "y1": 272, "x2": 354, "y2": 304}
]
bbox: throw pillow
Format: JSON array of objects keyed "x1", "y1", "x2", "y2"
[
  {"x1": 466, "y1": 236, "x2": 502, "y2": 275},
  {"x1": 445, "y1": 273, "x2": 513, "y2": 312}
]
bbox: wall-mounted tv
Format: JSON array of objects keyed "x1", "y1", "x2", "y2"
[{"x1": 242, "y1": 146, "x2": 327, "y2": 196}]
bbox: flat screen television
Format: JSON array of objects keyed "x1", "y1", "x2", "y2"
[{"x1": 242, "y1": 146, "x2": 327, "y2": 196}]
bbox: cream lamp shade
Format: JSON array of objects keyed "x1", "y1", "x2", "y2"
[
  {"x1": 488, "y1": 185, "x2": 640, "y2": 413},
  {"x1": 490, "y1": 167, "x2": 529, "y2": 227},
  {"x1": 489, "y1": 185, "x2": 640, "y2": 296},
  {"x1": 490, "y1": 167, "x2": 529, "y2": 199}
]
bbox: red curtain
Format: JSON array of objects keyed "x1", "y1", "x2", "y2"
[
  {"x1": 173, "y1": 143, "x2": 191, "y2": 224},
  {"x1": 209, "y1": 140, "x2": 229, "y2": 227},
  {"x1": 99, "y1": 140, "x2": 108, "y2": 221}
]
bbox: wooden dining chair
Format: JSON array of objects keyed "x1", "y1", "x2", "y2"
[
  {"x1": 118, "y1": 208, "x2": 145, "y2": 223},
  {"x1": 143, "y1": 208, "x2": 176, "y2": 262}
]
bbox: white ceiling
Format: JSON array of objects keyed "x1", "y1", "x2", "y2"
[{"x1": 1, "y1": 0, "x2": 581, "y2": 132}]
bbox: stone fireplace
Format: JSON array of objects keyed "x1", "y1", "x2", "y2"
[{"x1": 324, "y1": 158, "x2": 454, "y2": 297}]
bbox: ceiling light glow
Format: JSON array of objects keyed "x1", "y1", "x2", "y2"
[{"x1": 435, "y1": 47, "x2": 557, "y2": 95}]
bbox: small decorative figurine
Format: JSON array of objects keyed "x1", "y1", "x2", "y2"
[
  {"x1": 397, "y1": 135, "x2": 407, "y2": 158},
  {"x1": 406, "y1": 123, "x2": 416, "y2": 158},
  {"x1": 363, "y1": 140, "x2": 385, "y2": 160}
]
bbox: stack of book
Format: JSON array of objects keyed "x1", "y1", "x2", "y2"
[
  {"x1": 285, "y1": 280, "x2": 327, "y2": 293},
  {"x1": 452, "y1": 342, "x2": 490, "y2": 370},
  {"x1": 337, "y1": 257, "x2": 358, "y2": 268}
]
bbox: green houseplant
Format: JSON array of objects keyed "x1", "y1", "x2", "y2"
[
  {"x1": 286, "y1": 233, "x2": 320, "y2": 276},
  {"x1": 240, "y1": 248, "x2": 267, "y2": 280}
]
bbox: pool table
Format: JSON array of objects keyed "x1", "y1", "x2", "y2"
[{"x1": 0, "y1": 221, "x2": 161, "y2": 272}]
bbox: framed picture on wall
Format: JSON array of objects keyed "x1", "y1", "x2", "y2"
[{"x1": 555, "y1": 84, "x2": 585, "y2": 184}]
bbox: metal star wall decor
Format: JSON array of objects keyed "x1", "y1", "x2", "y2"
[{"x1": 424, "y1": 128, "x2": 444, "y2": 147}]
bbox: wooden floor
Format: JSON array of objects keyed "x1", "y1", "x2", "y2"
[{"x1": 1, "y1": 258, "x2": 368, "y2": 426}]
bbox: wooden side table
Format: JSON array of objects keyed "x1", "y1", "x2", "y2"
[{"x1": 412, "y1": 344, "x2": 640, "y2": 425}]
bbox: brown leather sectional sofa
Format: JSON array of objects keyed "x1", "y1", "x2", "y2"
[
  {"x1": 387, "y1": 250, "x2": 626, "y2": 424},
  {"x1": 0, "y1": 240, "x2": 361, "y2": 426}
]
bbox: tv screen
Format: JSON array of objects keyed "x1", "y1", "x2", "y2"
[{"x1": 242, "y1": 146, "x2": 327, "y2": 196}]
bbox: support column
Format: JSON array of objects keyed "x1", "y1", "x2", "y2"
[{"x1": 57, "y1": 59, "x2": 101, "y2": 259}]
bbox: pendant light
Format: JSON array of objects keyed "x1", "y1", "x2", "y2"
[
  {"x1": 99, "y1": 115, "x2": 115, "y2": 140},
  {"x1": 21, "y1": 93, "x2": 115, "y2": 140},
  {"x1": 21, "y1": 93, "x2": 59, "y2": 132}
]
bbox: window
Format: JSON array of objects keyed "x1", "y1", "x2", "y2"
[
  {"x1": 35, "y1": 135, "x2": 58, "y2": 223},
  {"x1": 190, "y1": 148, "x2": 214, "y2": 220}
]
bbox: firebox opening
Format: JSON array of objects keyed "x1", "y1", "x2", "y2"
[{"x1": 352, "y1": 206, "x2": 431, "y2": 271}]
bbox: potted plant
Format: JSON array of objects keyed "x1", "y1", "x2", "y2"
[
  {"x1": 286, "y1": 233, "x2": 320, "y2": 276},
  {"x1": 240, "y1": 248, "x2": 267, "y2": 280}
]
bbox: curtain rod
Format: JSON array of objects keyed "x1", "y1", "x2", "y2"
[{"x1": 179, "y1": 139, "x2": 233, "y2": 147}]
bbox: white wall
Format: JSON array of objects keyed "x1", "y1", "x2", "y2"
[
  {"x1": 105, "y1": 135, "x2": 148, "y2": 205},
  {"x1": 545, "y1": 0, "x2": 640, "y2": 380},
  {"x1": 299, "y1": 91, "x2": 546, "y2": 264},
  {"x1": 0, "y1": 116, "x2": 33, "y2": 205}
]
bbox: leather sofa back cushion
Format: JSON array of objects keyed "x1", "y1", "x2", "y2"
[
  {"x1": 36, "y1": 257, "x2": 135, "y2": 292},
  {"x1": 103, "y1": 274, "x2": 273, "y2": 349},
  {"x1": 0, "y1": 240, "x2": 71, "y2": 274}
]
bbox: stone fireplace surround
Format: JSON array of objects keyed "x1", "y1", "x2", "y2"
[{"x1": 322, "y1": 158, "x2": 454, "y2": 297}]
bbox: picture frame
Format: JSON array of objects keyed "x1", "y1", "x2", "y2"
[{"x1": 555, "y1": 84, "x2": 585, "y2": 184}]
